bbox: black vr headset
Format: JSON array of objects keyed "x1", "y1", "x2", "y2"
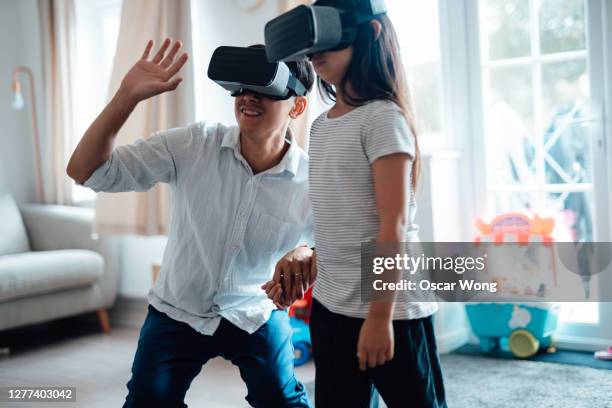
[
  {"x1": 264, "y1": 0, "x2": 387, "y2": 62},
  {"x1": 207, "y1": 46, "x2": 308, "y2": 100}
]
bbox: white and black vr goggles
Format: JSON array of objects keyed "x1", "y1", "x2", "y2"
[
  {"x1": 207, "y1": 46, "x2": 307, "y2": 100},
  {"x1": 264, "y1": 0, "x2": 387, "y2": 62}
]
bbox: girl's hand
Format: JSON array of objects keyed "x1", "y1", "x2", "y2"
[
  {"x1": 119, "y1": 38, "x2": 188, "y2": 104},
  {"x1": 357, "y1": 316, "x2": 394, "y2": 371},
  {"x1": 261, "y1": 281, "x2": 291, "y2": 309}
]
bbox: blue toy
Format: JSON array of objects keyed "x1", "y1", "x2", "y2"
[
  {"x1": 466, "y1": 303, "x2": 559, "y2": 358},
  {"x1": 290, "y1": 316, "x2": 312, "y2": 366},
  {"x1": 468, "y1": 213, "x2": 560, "y2": 358}
]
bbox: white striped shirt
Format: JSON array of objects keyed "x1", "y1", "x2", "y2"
[{"x1": 309, "y1": 100, "x2": 437, "y2": 320}]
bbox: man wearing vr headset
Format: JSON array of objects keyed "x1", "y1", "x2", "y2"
[{"x1": 67, "y1": 39, "x2": 315, "y2": 408}]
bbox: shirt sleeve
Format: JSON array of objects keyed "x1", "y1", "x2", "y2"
[
  {"x1": 363, "y1": 102, "x2": 416, "y2": 164},
  {"x1": 82, "y1": 127, "x2": 188, "y2": 193}
]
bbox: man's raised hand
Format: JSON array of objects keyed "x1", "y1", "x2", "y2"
[{"x1": 119, "y1": 38, "x2": 189, "y2": 104}]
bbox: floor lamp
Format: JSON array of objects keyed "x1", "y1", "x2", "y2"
[{"x1": 11, "y1": 66, "x2": 45, "y2": 204}]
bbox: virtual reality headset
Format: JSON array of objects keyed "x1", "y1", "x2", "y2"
[
  {"x1": 264, "y1": 0, "x2": 387, "y2": 62},
  {"x1": 207, "y1": 46, "x2": 308, "y2": 100}
]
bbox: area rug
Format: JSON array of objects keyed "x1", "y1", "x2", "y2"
[{"x1": 305, "y1": 353, "x2": 612, "y2": 408}]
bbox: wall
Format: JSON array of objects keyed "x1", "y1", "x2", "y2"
[
  {"x1": 0, "y1": 0, "x2": 44, "y2": 204},
  {"x1": 192, "y1": 0, "x2": 280, "y2": 125}
]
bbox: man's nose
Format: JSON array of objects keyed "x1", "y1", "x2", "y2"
[{"x1": 242, "y1": 90, "x2": 261, "y2": 102}]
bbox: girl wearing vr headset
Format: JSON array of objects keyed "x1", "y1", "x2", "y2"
[{"x1": 264, "y1": 0, "x2": 447, "y2": 406}]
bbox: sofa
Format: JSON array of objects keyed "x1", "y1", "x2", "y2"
[{"x1": 0, "y1": 194, "x2": 119, "y2": 333}]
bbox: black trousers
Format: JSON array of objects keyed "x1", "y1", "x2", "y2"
[{"x1": 310, "y1": 299, "x2": 447, "y2": 408}]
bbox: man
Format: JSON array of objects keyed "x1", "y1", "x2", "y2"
[{"x1": 67, "y1": 38, "x2": 316, "y2": 408}]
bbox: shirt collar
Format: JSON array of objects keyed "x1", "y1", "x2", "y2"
[{"x1": 221, "y1": 126, "x2": 301, "y2": 178}]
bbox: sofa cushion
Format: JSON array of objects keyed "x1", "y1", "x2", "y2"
[
  {"x1": 0, "y1": 250, "x2": 103, "y2": 302},
  {"x1": 0, "y1": 194, "x2": 30, "y2": 255}
]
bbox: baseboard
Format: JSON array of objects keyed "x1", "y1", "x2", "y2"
[
  {"x1": 437, "y1": 328, "x2": 470, "y2": 354},
  {"x1": 109, "y1": 296, "x2": 149, "y2": 329},
  {"x1": 553, "y1": 334, "x2": 612, "y2": 352}
]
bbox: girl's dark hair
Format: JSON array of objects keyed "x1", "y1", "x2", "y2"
[
  {"x1": 248, "y1": 44, "x2": 315, "y2": 93},
  {"x1": 314, "y1": 6, "x2": 421, "y2": 190}
]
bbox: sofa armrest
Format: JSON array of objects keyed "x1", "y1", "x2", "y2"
[{"x1": 20, "y1": 204, "x2": 98, "y2": 252}]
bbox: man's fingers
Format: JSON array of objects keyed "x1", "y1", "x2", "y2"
[
  {"x1": 156, "y1": 77, "x2": 182, "y2": 93},
  {"x1": 161, "y1": 41, "x2": 183, "y2": 68},
  {"x1": 309, "y1": 250, "x2": 317, "y2": 286},
  {"x1": 261, "y1": 281, "x2": 274, "y2": 292},
  {"x1": 290, "y1": 261, "x2": 301, "y2": 301},
  {"x1": 152, "y1": 37, "x2": 172, "y2": 64},
  {"x1": 301, "y1": 261, "x2": 309, "y2": 292},
  {"x1": 268, "y1": 285, "x2": 280, "y2": 301},
  {"x1": 282, "y1": 264, "x2": 292, "y2": 298},
  {"x1": 272, "y1": 287, "x2": 283, "y2": 303},
  {"x1": 273, "y1": 263, "x2": 283, "y2": 284},
  {"x1": 266, "y1": 282, "x2": 280, "y2": 296},
  {"x1": 165, "y1": 53, "x2": 189, "y2": 79},
  {"x1": 141, "y1": 40, "x2": 154, "y2": 60}
]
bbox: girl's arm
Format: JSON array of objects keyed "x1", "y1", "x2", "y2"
[{"x1": 357, "y1": 152, "x2": 412, "y2": 370}]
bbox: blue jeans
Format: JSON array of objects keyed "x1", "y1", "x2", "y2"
[{"x1": 123, "y1": 305, "x2": 312, "y2": 408}]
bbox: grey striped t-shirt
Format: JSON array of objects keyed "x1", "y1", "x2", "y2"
[{"x1": 309, "y1": 100, "x2": 438, "y2": 320}]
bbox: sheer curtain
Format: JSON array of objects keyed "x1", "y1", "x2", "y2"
[
  {"x1": 93, "y1": 0, "x2": 195, "y2": 235},
  {"x1": 39, "y1": 0, "x2": 76, "y2": 205}
]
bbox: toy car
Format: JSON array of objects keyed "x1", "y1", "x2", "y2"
[
  {"x1": 466, "y1": 303, "x2": 559, "y2": 358},
  {"x1": 290, "y1": 316, "x2": 312, "y2": 366}
]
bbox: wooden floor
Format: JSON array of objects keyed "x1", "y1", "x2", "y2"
[{"x1": 0, "y1": 316, "x2": 315, "y2": 408}]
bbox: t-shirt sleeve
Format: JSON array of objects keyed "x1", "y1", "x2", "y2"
[
  {"x1": 363, "y1": 102, "x2": 416, "y2": 164},
  {"x1": 82, "y1": 126, "x2": 189, "y2": 193}
]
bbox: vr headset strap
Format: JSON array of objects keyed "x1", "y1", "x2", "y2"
[{"x1": 287, "y1": 76, "x2": 307, "y2": 97}]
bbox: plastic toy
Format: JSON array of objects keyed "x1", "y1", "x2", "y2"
[
  {"x1": 594, "y1": 346, "x2": 612, "y2": 361},
  {"x1": 466, "y1": 302, "x2": 559, "y2": 358},
  {"x1": 289, "y1": 287, "x2": 313, "y2": 366},
  {"x1": 467, "y1": 213, "x2": 560, "y2": 358},
  {"x1": 290, "y1": 316, "x2": 312, "y2": 366}
]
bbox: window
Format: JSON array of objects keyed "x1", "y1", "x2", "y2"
[
  {"x1": 387, "y1": 0, "x2": 444, "y2": 140},
  {"x1": 71, "y1": 0, "x2": 123, "y2": 203},
  {"x1": 478, "y1": 0, "x2": 594, "y2": 244},
  {"x1": 475, "y1": 0, "x2": 605, "y2": 327}
]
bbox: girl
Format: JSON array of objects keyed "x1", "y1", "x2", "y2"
[{"x1": 306, "y1": 1, "x2": 447, "y2": 406}]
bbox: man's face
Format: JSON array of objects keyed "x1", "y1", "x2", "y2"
[{"x1": 234, "y1": 91, "x2": 297, "y2": 136}]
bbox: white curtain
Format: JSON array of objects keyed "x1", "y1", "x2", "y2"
[
  {"x1": 93, "y1": 0, "x2": 195, "y2": 235},
  {"x1": 39, "y1": 0, "x2": 76, "y2": 205}
]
